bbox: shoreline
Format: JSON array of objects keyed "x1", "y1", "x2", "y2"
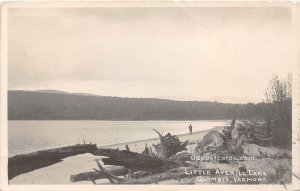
[
  {"x1": 9, "y1": 127, "x2": 221, "y2": 184},
  {"x1": 99, "y1": 126, "x2": 224, "y2": 149},
  {"x1": 9, "y1": 126, "x2": 225, "y2": 158},
  {"x1": 8, "y1": 122, "x2": 293, "y2": 185}
]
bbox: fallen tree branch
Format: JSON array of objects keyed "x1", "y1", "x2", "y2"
[
  {"x1": 9, "y1": 144, "x2": 97, "y2": 180},
  {"x1": 92, "y1": 148, "x2": 185, "y2": 172},
  {"x1": 152, "y1": 129, "x2": 188, "y2": 159},
  {"x1": 70, "y1": 166, "x2": 128, "y2": 182},
  {"x1": 95, "y1": 160, "x2": 124, "y2": 183}
]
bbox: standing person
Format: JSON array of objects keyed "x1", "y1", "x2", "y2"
[{"x1": 188, "y1": 124, "x2": 193, "y2": 135}]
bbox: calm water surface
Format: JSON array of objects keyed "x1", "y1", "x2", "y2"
[{"x1": 8, "y1": 120, "x2": 229, "y2": 157}]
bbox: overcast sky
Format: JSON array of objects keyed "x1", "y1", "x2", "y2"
[{"x1": 7, "y1": 7, "x2": 292, "y2": 103}]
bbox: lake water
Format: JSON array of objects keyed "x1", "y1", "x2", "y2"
[{"x1": 8, "y1": 120, "x2": 230, "y2": 157}]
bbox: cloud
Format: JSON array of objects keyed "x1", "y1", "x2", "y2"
[{"x1": 7, "y1": 7, "x2": 292, "y2": 103}]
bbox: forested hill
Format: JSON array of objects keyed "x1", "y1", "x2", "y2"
[{"x1": 8, "y1": 90, "x2": 267, "y2": 120}]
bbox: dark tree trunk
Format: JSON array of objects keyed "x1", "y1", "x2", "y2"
[
  {"x1": 92, "y1": 148, "x2": 184, "y2": 172},
  {"x1": 8, "y1": 144, "x2": 97, "y2": 180}
]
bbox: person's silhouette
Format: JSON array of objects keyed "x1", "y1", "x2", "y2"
[{"x1": 188, "y1": 124, "x2": 193, "y2": 135}]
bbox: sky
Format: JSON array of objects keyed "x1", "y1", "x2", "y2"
[{"x1": 7, "y1": 7, "x2": 292, "y2": 103}]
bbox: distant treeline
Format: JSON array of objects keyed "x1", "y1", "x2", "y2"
[{"x1": 8, "y1": 90, "x2": 269, "y2": 120}]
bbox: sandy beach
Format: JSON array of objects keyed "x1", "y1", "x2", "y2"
[{"x1": 9, "y1": 128, "x2": 220, "y2": 184}]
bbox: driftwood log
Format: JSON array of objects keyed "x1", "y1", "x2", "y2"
[
  {"x1": 152, "y1": 129, "x2": 188, "y2": 159},
  {"x1": 194, "y1": 119, "x2": 276, "y2": 158},
  {"x1": 9, "y1": 144, "x2": 97, "y2": 180},
  {"x1": 194, "y1": 130, "x2": 227, "y2": 153},
  {"x1": 94, "y1": 160, "x2": 124, "y2": 183},
  {"x1": 70, "y1": 166, "x2": 128, "y2": 183},
  {"x1": 92, "y1": 148, "x2": 184, "y2": 172}
]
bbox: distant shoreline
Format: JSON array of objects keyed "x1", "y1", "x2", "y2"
[{"x1": 8, "y1": 90, "x2": 263, "y2": 120}]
